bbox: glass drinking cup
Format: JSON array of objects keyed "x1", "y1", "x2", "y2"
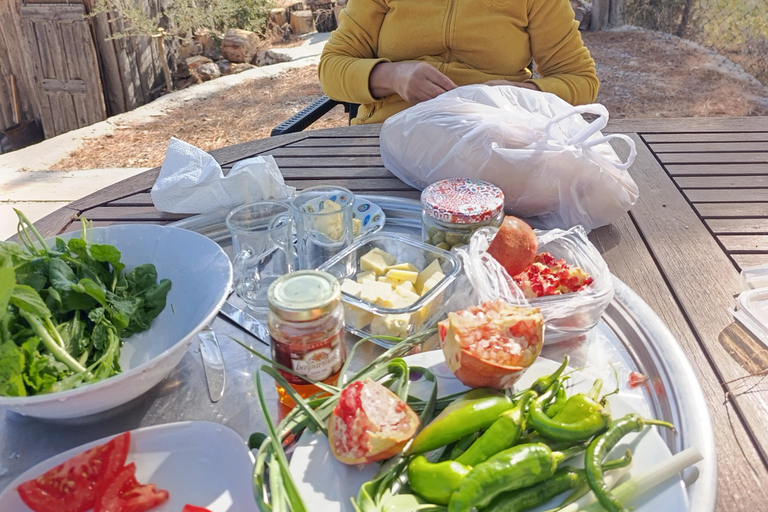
[
  {"x1": 226, "y1": 201, "x2": 296, "y2": 313},
  {"x1": 290, "y1": 186, "x2": 355, "y2": 270}
]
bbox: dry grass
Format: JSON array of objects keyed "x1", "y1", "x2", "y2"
[{"x1": 53, "y1": 29, "x2": 768, "y2": 170}]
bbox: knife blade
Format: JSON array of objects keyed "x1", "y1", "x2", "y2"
[
  {"x1": 197, "y1": 326, "x2": 226, "y2": 402},
  {"x1": 219, "y1": 301, "x2": 270, "y2": 346}
]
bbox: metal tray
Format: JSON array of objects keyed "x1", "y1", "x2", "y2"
[{"x1": 0, "y1": 195, "x2": 716, "y2": 512}]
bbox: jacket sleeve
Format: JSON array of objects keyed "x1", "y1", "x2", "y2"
[
  {"x1": 318, "y1": 0, "x2": 391, "y2": 105},
  {"x1": 524, "y1": 0, "x2": 599, "y2": 105}
]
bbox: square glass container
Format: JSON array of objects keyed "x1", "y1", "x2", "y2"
[{"x1": 318, "y1": 233, "x2": 462, "y2": 345}]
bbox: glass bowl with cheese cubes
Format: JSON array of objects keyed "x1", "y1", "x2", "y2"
[{"x1": 318, "y1": 233, "x2": 461, "y2": 346}]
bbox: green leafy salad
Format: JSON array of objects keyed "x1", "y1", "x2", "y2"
[{"x1": 0, "y1": 211, "x2": 171, "y2": 397}]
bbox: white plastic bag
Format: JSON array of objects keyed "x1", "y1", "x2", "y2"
[
  {"x1": 448, "y1": 226, "x2": 614, "y2": 344},
  {"x1": 380, "y1": 85, "x2": 639, "y2": 230},
  {"x1": 151, "y1": 137, "x2": 295, "y2": 214}
]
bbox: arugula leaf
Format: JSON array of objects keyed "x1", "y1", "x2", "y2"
[
  {"x1": 0, "y1": 265, "x2": 14, "y2": 319},
  {"x1": 58, "y1": 312, "x2": 88, "y2": 357},
  {"x1": 0, "y1": 340, "x2": 26, "y2": 396},
  {"x1": 11, "y1": 285, "x2": 53, "y2": 318},
  {"x1": 47, "y1": 259, "x2": 98, "y2": 313},
  {"x1": 74, "y1": 278, "x2": 108, "y2": 309},
  {"x1": 19, "y1": 338, "x2": 69, "y2": 395}
]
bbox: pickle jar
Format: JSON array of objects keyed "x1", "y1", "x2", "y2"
[
  {"x1": 421, "y1": 178, "x2": 505, "y2": 251},
  {"x1": 267, "y1": 270, "x2": 346, "y2": 407}
]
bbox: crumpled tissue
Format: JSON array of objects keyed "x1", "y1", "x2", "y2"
[{"x1": 150, "y1": 137, "x2": 295, "y2": 214}]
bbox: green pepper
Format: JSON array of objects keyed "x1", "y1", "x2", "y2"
[
  {"x1": 407, "y1": 455, "x2": 471, "y2": 505},
  {"x1": 518, "y1": 432, "x2": 586, "y2": 452},
  {"x1": 483, "y1": 450, "x2": 633, "y2": 512},
  {"x1": 529, "y1": 356, "x2": 569, "y2": 396},
  {"x1": 408, "y1": 389, "x2": 513, "y2": 454},
  {"x1": 545, "y1": 380, "x2": 568, "y2": 418},
  {"x1": 529, "y1": 379, "x2": 611, "y2": 442},
  {"x1": 586, "y1": 414, "x2": 674, "y2": 512},
  {"x1": 447, "y1": 443, "x2": 564, "y2": 512},
  {"x1": 455, "y1": 390, "x2": 535, "y2": 466}
]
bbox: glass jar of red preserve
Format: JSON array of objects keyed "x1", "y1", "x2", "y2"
[{"x1": 267, "y1": 270, "x2": 346, "y2": 407}]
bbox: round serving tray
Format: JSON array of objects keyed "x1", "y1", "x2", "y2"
[{"x1": 0, "y1": 195, "x2": 716, "y2": 512}]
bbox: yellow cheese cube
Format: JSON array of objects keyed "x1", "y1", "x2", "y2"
[
  {"x1": 416, "y1": 259, "x2": 444, "y2": 294},
  {"x1": 371, "y1": 314, "x2": 412, "y2": 338},
  {"x1": 395, "y1": 281, "x2": 416, "y2": 295},
  {"x1": 387, "y1": 262, "x2": 419, "y2": 272},
  {"x1": 340, "y1": 278, "x2": 363, "y2": 297},
  {"x1": 377, "y1": 276, "x2": 400, "y2": 288},
  {"x1": 357, "y1": 271, "x2": 376, "y2": 283},
  {"x1": 360, "y1": 280, "x2": 394, "y2": 304},
  {"x1": 394, "y1": 286, "x2": 420, "y2": 307},
  {"x1": 420, "y1": 271, "x2": 445, "y2": 296},
  {"x1": 344, "y1": 304, "x2": 374, "y2": 330},
  {"x1": 385, "y1": 268, "x2": 418, "y2": 285},
  {"x1": 360, "y1": 248, "x2": 396, "y2": 276}
]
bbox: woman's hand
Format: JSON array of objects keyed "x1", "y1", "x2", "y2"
[
  {"x1": 370, "y1": 62, "x2": 457, "y2": 104},
  {"x1": 484, "y1": 80, "x2": 540, "y2": 90}
]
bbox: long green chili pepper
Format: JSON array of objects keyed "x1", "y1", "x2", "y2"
[
  {"x1": 483, "y1": 450, "x2": 633, "y2": 512},
  {"x1": 518, "y1": 432, "x2": 586, "y2": 452},
  {"x1": 545, "y1": 380, "x2": 568, "y2": 418},
  {"x1": 408, "y1": 388, "x2": 513, "y2": 454},
  {"x1": 558, "y1": 449, "x2": 634, "y2": 509},
  {"x1": 447, "y1": 443, "x2": 565, "y2": 512},
  {"x1": 407, "y1": 455, "x2": 471, "y2": 505},
  {"x1": 456, "y1": 390, "x2": 535, "y2": 466},
  {"x1": 529, "y1": 356, "x2": 569, "y2": 395},
  {"x1": 586, "y1": 414, "x2": 675, "y2": 512},
  {"x1": 529, "y1": 379, "x2": 611, "y2": 442}
]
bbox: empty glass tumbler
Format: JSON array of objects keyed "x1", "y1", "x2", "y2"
[{"x1": 226, "y1": 201, "x2": 296, "y2": 313}]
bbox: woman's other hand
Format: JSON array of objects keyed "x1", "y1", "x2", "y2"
[
  {"x1": 484, "y1": 79, "x2": 540, "y2": 90},
  {"x1": 370, "y1": 62, "x2": 457, "y2": 104}
]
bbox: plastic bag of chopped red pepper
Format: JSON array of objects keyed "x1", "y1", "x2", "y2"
[{"x1": 448, "y1": 225, "x2": 614, "y2": 344}]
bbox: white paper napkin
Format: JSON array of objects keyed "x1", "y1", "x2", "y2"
[{"x1": 150, "y1": 137, "x2": 295, "y2": 214}]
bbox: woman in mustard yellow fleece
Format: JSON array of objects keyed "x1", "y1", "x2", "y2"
[{"x1": 319, "y1": 0, "x2": 598, "y2": 125}]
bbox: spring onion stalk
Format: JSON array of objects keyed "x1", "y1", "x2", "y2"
[{"x1": 569, "y1": 446, "x2": 703, "y2": 512}]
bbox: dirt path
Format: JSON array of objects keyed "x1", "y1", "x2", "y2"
[{"x1": 53, "y1": 28, "x2": 768, "y2": 171}]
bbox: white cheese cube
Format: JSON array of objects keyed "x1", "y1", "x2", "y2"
[
  {"x1": 416, "y1": 259, "x2": 444, "y2": 294},
  {"x1": 360, "y1": 280, "x2": 395, "y2": 304},
  {"x1": 394, "y1": 287, "x2": 420, "y2": 307},
  {"x1": 387, "y1": 262, "x2": 418, "y2": 272},
  {"x1": 340, "y1": 279, "x2": 363, "y2": 297},
  {"x1": 360, "y1": 248, "x2": 397, "y2": 276},
  {"x1": 420, "y1": 271, "x2": 445, "y2": 296},
  {"x1": 357, "y1": 271, "x2": 376, "y2": 283},
  {"x1": 370, "y1": 314, "x2": 412, "y2": 338},
  {"x1": 377, "y1": 276, "x2": 400, "y2": 288},
  {"x1": 344, "y1": 304, "x2": 374, "y2": 330},
  {"x1": 395, "y1": 281, "x2": 416, "y2": 295}
]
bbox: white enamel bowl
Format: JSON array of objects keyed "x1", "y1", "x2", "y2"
[{"x1": 0, "y1": 225, "x2": 232, "y2": 419}]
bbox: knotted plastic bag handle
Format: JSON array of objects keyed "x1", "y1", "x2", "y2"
[
  {"x1": 581, "y1": 133, "x2": 637, "y2": 171},
  {"x1": 544, "y1": 104, "x2": 610, "y2": 146}
]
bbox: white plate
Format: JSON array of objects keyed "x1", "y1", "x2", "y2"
[
  {"x1": 289, "y1": 351, "x2": 689, "y2": 512},
  {"x1": 0, "y1": 225, "x2": 233, "y2": 418},
  {"x1": 0, "y1": 421, "x2": 257, "y2": 512}
]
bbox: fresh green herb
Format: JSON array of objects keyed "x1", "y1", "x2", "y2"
[{"x1": 0, "y1": 210, "x2": 171, "y2": 396}]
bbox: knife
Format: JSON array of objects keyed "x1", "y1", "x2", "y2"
[
  {"x1": 197, "y1": 326, "x2": 226, "y2": 402},
  {"x1": 219, "y1": 301, "x2": 270, "y2": 346}
]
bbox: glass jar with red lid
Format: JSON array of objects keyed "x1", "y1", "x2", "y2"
[
  {"x1": 267, "y1": 270, "x2": 346, "y2": 407},
  {"x1": 421, "y1": 178, "x2": 505, "y2": 251}
]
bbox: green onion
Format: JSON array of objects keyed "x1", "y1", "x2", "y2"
[{"x1": 568, "y1": 446, "x2": 703, "y2": 511}]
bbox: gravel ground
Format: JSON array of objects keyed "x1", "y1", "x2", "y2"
[{"x1": 52, "y1": 28, "x2": 768, "y2": 171}]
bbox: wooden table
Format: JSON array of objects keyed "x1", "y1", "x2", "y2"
[{"x1": 20, "y1": 117, "x2": 768, "y2": 511}]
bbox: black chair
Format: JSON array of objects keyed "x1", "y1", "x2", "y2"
[{"x1": 270, "y1": 95, "x2": 359, "y2": 136}]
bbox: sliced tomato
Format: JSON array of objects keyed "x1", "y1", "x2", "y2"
[
  {"x1": 17, "y1": 432, "x2": 131, "y2": 512},
  {"x1": 95, "y1": 463, "x2": 169, "y2": 512},
  {"x1": 182, "y1": 506, "x2": 213, "y2": 512}
]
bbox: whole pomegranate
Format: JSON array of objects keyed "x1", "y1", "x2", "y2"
[
  {"x1": 486, "y1": 216, "x2": 538, "y2": 277},
  {"x1": 328, "y1": 379, "x2": 419, "y2": 465}
]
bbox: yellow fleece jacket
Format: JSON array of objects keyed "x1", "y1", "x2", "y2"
[{"x1": 319, "y1": 0, "x2": 598, "y2": 125}]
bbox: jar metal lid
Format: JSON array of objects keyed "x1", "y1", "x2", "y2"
[
  {"x1": 268, "y1": 270, "x2": 340, "y2": 322},
  {"x1": 421, "y1": 178, "x2": 504, "y2": 224}
]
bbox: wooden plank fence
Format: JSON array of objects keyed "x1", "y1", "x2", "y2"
[{"x1": 0, "y1": 0, "x2": 171, "y2": 140}]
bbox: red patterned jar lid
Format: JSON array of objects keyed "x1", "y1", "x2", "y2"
[{"x1": 421, "y1": 178, "x2": 505, "y2": 224}]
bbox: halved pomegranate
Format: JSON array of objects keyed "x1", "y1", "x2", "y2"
[
  {"x1": 438, "y1": 299, "x2": 544, "y2": 389},
  {"x1": 328, "y1": 379, "x2": 420, "y2": 465}
]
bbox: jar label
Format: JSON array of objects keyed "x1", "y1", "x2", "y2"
[{"x1": 291, "y1": 345, "x2": 342, "y2": 381}]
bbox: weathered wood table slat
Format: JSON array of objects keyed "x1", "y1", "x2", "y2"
[{"x1": 9, "y1": 117, "x2": 768, "y2": 511}]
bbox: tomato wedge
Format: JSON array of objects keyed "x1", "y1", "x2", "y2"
[
  {"x1": 95, "y1": 463, "x2": 169, "y2": 512},
  {"x1": 182, "y1": 506, "x2": 213, "y2": 512},
  {"x1": 17, "y1": 432, "x2": 131, "y2": 512}
]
